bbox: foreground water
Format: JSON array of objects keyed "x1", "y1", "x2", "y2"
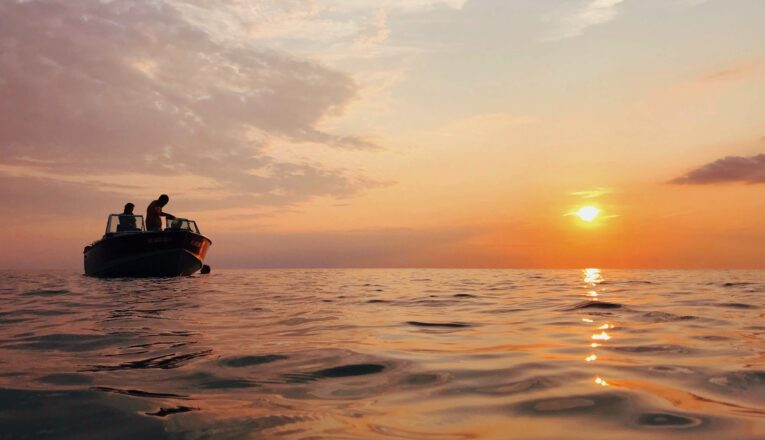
[{"x1": 0, "y1": 269, "x2": 763, "y2": 439}]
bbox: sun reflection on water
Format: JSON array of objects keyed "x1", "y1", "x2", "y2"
[
  {"x1": 580, "y1": 268, "x2": 616, "y2": 388},
  {"x1": 583, "y1": 268, "x2": 604, "y2": 285}
]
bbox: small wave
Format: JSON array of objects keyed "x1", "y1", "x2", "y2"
[
  {"x1": 315, "y1": 363, "x2": 385, "y2": 378},
  {"x1": 21, "y1": 289, "x2": 70, "y2": 297},
  {"x1": 636, "y1": 412, "x2": 704, "y2": 428},
  {"x1": 92, "y1": 386, "x2": 188, "y2": 399},
  {"x1": 283, "y1": 363, "x2": 386, "y2": 383},
  {"x1": 86, "y1": 349, "x2": 212, "y2": 371},
  {"x1": 513, "y1": 392, "x2": 628, "y2": 416},
  {"x1": 146, "y1": 406, "x2": 197, "y2": 417},
  {"x1": 566, "y1": 301, "x2": 623, "y2": 310},
  {"x1": 221, "y1": 354, "x2": 287, "y2": 368},
  {"x1": 638, "y1": 311, "x2": 696, "y2": 323},
  {"x1": 441, "y1": 377, "x2": 559, "y2": 398},
  {"x1": 715, "y1": 302, "x2": 757, "y2": 309},
  {"x1": 406, "y1": 321, "x2": 472, "y2": 328},
  {"x1": 692, "y1": 335, "x2": 730, "y2": 341},
  {"x1": 605, "y1": 344, "x2": 693, "y2": 355},
  {"x1": 648, "y1": 365, "x2": 697, "y2": 375},
  {"x1": 37, "y1": 373, "x2": 93, "y2": 385},
  {"x1": 398, "y1": 372, "x2": 449, "y2": 388},
  {"x1": 193, "y1": 375, "x2": 259, "y2": 390},
  {"x1": 708, "y1": 370, "x2": 765, "y2": 389},
  {"x1": 453, "y1": 293, "x2": 477, "y2": 298},
  {"x1": 4, "y1": 333, "x2": 132, "y2": 352}
]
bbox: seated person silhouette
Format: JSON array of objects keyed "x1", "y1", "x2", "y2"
[{"x1": 117, "y1": 203, "x2": 140, "y2": 232}]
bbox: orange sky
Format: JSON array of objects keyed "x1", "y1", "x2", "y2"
[{"x1": 1, "y1": 0, "x2": 765, "y2": 269}]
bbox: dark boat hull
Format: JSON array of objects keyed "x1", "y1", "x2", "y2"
[{"x1": 84, "y1": 231, "x2": 211, "y2": 278}]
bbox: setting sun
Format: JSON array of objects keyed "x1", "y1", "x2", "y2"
[{"x1": 576, "y1": 206, "x2": 601, "y2": 222}]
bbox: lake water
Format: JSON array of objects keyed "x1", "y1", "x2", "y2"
[{"x1": 0, "y1": 269, "x2": 763, "y2": 439}]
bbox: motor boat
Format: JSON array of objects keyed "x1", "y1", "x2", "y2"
[{"x1": 84, "y1": 214, "x2": 212, "y2": 277}]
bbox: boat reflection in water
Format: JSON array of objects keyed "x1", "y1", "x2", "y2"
[{"x1": 83, "y1": 214, "x2": 211, "y2": 278}]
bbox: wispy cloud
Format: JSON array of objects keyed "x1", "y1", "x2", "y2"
[
  {"x1": 546, "y1": 0, "x2": 625, "y2": 41},
  {"x1": 571, "y1": 188, "x2": 612, "y2": 199},
  {"x1": 671, "y1": 154, "x2": 765, "y2": 184}
]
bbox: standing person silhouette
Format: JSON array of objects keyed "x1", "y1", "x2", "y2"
[{"x1": 146, "y1": 194, "x2": 175, "y2": 231}]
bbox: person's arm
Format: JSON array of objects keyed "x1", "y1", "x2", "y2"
[{"x1": 160, "y1": 211, "x2": 176, "y2": 220}]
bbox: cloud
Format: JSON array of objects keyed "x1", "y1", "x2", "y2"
[
  {"x1": 0, "y1": 0, "x2": 380, "y2": 208},
  {"x1": 670, "y1": 154, "x2": 765, "y2": 184},
  {"x1": 571, "y1": 188, "x2": 612, "y2": 199},
  {"x1": 354, "y1": 8, "x2": 390, "y2": 47},
  {"x1": 545, "y1": 0, "x2": 625, "y2": 41}
]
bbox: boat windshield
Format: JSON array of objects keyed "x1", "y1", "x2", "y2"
[
  {"x1": 166, "y1": 218, "x2": 200, "y2": 234},
  {"x1": 106, "y1": 214, "x2": 145, "y2": 235}
]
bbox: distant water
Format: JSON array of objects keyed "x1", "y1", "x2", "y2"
[{"x1": 0, "y1": 269, "x2": 764, "y2": 439}]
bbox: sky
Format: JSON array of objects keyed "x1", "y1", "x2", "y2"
[{"x1": 1, "y1": 0, "x2": 765, "y2": 269}]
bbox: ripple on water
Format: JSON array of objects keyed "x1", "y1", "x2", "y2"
[
  {"x1": 635, "y1": 412, "x2": 705, "y2": 429},
  {"x1": 440, "y1": 376, "x2": 560, "y2": 398},
  {"x1": 21, "y1": 289, "x2": 70, "y2": 297},
  {"x1": 406, "y1": 321, "x2": 472, "y2": 328},
  {"x1": 605, "y1": 344, "x2": 695, "y2": 355},
  {"x1": 692, "y1": 335, "x2": 731, "y2": 341},
  {"x1": 398, "y1": 372, "x2": 449, "y2": 388},
  {"x1": 3, "y1": 333, "x2": 133, "y2": 352},
  {"x1": 38, "y1": 373, "x2": 93, "y2": 385},
  {"x1": 715, "y1": 302, "x2": 757, "y2": 309},
  {"x1": 646, "y1": 365, "x2": 697, "y2": 375},
  {"x1": 146, "y1": 406, "x2": 197, "y2": 418},
  {"x1": 708, "y1": 370, "x2": 765, "y2": 389},
  {"x1": 221, "y1": 354, "x2": 288, "y2": 368},
  {"x1": 638, "y1": 311, "x2": 696, "y2": 323},
  {"x1": 183, "y1": 372, "x2": 260, "y2": 389},
  {"x1": 284, "y1": 363, "x2": 386, "y2": 383},
  {"x1": 721, "y1": 282, "x2": 755, "y2": 287},
  {"x1": 87, "y1": 349, "x2": 213, "y2": 371},
  {"x1": 566, "y1": 301, "x2": 624, "y2": 310},
  {"x1": 512, "y1": 392, "x2": 629, "y2": 417},
  {"x1": 92, "y1": 386, "x2": 188, "y2": 399}
]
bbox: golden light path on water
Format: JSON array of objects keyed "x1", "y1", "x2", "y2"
[{"x1": 581, "y1": 268, "x2": 614, "y2": 388}]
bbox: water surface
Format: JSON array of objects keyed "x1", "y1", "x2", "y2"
[{"x1": 0, "y1": 269, "x2": 763, "y2": 439}]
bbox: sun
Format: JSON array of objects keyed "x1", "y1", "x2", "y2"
[{"x1": 575, "y1": 206, "x2": 600, "y2": 222}]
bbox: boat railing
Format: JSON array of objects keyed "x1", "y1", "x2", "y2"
[
  {"x1": 165, "y1": 218, "x2": 200, "y2": 234},
  {"x1": 102, "y1": 215, "x2": 201, "y2": 237}
]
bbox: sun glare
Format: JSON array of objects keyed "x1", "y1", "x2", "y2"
[{"x1": 575, "y1": 206, "x2": 600, "y2": 222}]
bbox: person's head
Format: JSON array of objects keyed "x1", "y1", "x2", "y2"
[
  {"x1": 123, "y1": 203, "x2": 134, "y2": 214},
  {"x1": 158, "y1": 194, "x2": 169, "y2": 206}
]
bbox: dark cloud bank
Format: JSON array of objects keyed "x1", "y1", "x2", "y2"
[{"x1": 671, "y1": 154, "x2": 765, "y2": 185}]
